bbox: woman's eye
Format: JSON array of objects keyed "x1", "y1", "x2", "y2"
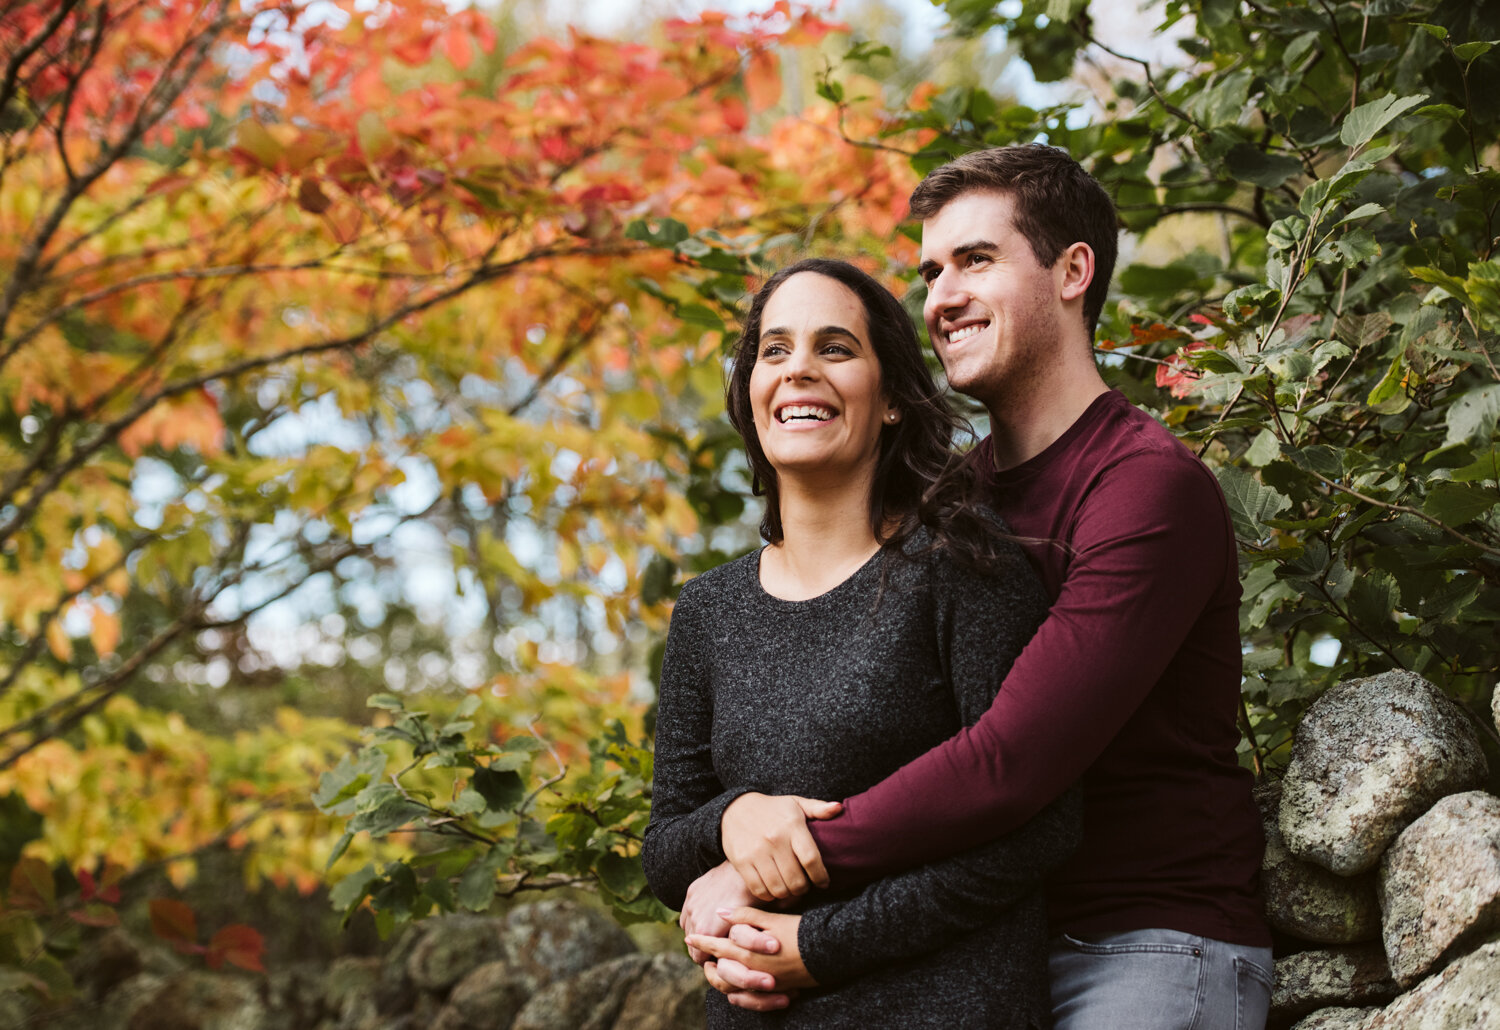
[
  {"x1": 759, "y1": 341, "x2": 787, "y2": 358},
  {"x1": 821, "y1": 343, "x2": 852, "y2": 356}
]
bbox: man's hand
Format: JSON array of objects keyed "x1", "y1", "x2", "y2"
[
  {"x1": 679, "y1": 862, "x2": 756, "y2": 964},
  {"x1": 689, "y1": 908, "x2": 817, "y2": 1006},
  {"x1": 721, "y1": 793, "x2": 842, "y2": 902}
]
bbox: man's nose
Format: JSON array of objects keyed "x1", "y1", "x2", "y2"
[{"x1": 925, "y1": 268, "x2": 968, "y2": 314}]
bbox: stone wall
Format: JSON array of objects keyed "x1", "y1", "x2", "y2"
[
  {"x1": 42, "y1": 900, "x2": 703, "y2": 1030},
  {"x1": 1262, "y1": 670, "x2": 1500, "y2": 1029}
]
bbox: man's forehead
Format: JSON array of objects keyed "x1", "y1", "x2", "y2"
[{"x1": 918, "y1": 190, "x2": 1015, "y2": 259}]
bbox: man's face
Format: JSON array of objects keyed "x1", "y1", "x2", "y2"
[{"x1": 918, "y1": 191, "x2": 1068, "y2": 410}]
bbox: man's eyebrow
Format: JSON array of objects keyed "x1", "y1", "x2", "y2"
[{"x1": 920, "y1": 239, "x2": 1000, "y2": 276}]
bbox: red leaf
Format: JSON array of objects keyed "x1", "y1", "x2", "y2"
[
  {"x1": 207, "y1": 924, "x2": 265, "y2": 973},
  {"x1": 149, "y1": 898, "x2": 200, "y2": 953},
  {"x1": 68, "y1": 903, "x2": 120, "y2": 928}
]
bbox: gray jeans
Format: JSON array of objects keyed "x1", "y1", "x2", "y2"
[{"x1": 1049, "y1": 928, "x2": 1273, "y2": 1030}]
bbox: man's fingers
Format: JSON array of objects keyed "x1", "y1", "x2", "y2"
[
  {"x1": 792, "y1": 829, "x2": 829, "y2": 890},
  {"x1": 796, "y1": 796, "x2": 844, "y2": 821},
  {"x1": 727, "y1": 921, "x2": 780, "y2": 954},
  {"x1": 687, "y1": 944, "x2": 708, "y2": 965},
  {"x1": 770, "y1": 850, "x2": 807, "y2": 899}
]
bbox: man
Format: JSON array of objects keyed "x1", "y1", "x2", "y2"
[{"x1": 683, "y1": 144, "x2": 1271, "y2": 1028}]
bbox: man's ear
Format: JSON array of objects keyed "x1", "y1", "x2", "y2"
[{"x1": 1058, "y1": 242, "x2": 1094, "y2": 302}]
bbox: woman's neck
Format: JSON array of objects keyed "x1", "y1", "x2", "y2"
[{"x1": 761, "y1": 470, "x2": 881, "y2": 601}]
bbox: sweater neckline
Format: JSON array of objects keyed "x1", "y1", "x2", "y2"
[{"x1": 747, "y1": 544, "x2": 886, "y2": 612}]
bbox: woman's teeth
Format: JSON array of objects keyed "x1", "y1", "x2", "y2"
[{"x1": 777, "y1": 405, "x2": 834, "y2": 423}]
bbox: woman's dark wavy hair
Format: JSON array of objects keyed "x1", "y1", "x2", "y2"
[{"x1": 725, "y1": 258, "x2": 1014, "y2": 572}]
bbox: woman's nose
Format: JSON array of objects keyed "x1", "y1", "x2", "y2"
[{"x1": 783, "y1": 345, "x2": 817, "y2": 380}]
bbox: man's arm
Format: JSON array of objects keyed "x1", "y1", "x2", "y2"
[
  {"x1": 806, "y1": 454, "x2": 1234, "y2": 879},
  {"x1": 795, "y1": 787, "x2": 1079, "y2": 985}
]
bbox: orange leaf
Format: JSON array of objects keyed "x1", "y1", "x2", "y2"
[
  {"x1": 207, "y1": 924, "x2": 265, "y2": 973},
  {"x1": 149, "y1": 898, "x2": 201, "y2": 953},
  {"x1": 45, "y1": 619, "x2": 72, "y2": 663},
  {"x1": 443, "y1": 27, "x2": 473, "y2": 70},
  {"x1": 90, "y1": 608, "x2": 120, "y2": 659},
  {"x1": 721, "y1": 95, "x2": 747, "y2": 133},
  {"x1": 745, "y1": 50, "x2": 781, "y2": 112}
]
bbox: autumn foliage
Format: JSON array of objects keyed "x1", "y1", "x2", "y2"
[{"x1": 0, "y1": 0, "x2": 922, "y2": 1005}]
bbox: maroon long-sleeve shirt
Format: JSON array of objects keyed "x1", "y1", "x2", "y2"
[{"x1": 808, "y1": 390, "x2": 1269, "y2": 945}]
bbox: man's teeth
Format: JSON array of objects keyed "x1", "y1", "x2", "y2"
[
  {"x1": 948, "y1": 323, "x2": 987, "y2": 343},
  {"x1": 778, "y1": 405, "x2": 834, "y2": 423}
]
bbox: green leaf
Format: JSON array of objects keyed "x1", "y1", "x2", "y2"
[
  {"x1": 349, "y1": 795, "x2": 428, "y2": 837},
  {"x1": 367, "y1": 694, "x2": 405, "y2": 711},
  {"x1": 1347, "y1": 570, "x2": 1400, "y2": 632},
  {"x1": 1423, "y1": 482, "x2": 1500, "y2": 527},
  {"x1": 1415, "y1": 23, "x2": 1448, "y2": 41},
  {"x1": 326, "y1": 831, "x2": 355, "y2": 871},
  {"x1": 1445, "y1": 384, "x2": 1500, "y2": 446},
  {"x1": 1336, "y1": 203, "x2": 1385, "y2": 226},
  {"x1": 595, "y1": 851, "x2": 646, "y2": 902},
  {"x1": 471, "y1": 766, "x2": 525, "y2": 813},
  {"x1": 1453, "y1": 41, "x2": 1496, "y2": 65},
  {"x1": 457, "y1": 863, "x2": 497, "y2": 912},
  {"x1": 676, "y1": 304, "x2": 724, "y2": 331},
  {"x1": 330, "y1": 863, "x2": 379, "y2": 913},
  {"x1": 1448, "y1": 449, "x2": 1500, "y2": 483},
  {"x1": 1217, "y1": 466, "x2": 1291, "y2": 541},
  {"x1": 624, "y1": 218, "x2": 690, "y2": 246},
  {"x1": 313, "y1": 748, "x2": 387, "y2": 814},
  {"x1": 1224, "y1": 144, "x2": 1303, "y2": 188},
  {"x1": 1415, "y1": 103, "x2": 1465, "y2": 123},
  {"x1": 1339, "y1": 93, "x2": 1429, "y2": 148},
  {"x1": 1245, "y1": 429, "x2": 1282, "y2": 467},
  {"x1": 1366, "y1": 351, "x2": 1411, "y2": 414},
  {"x1": 1267, "y1": 216, "x2": 1308, "y2": 252}
]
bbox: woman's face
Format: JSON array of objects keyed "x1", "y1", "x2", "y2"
[{"x1": 748, "y1": 272, "x2": 892, "y2": 482}]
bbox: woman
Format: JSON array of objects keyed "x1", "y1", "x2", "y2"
[{"x1": 641, "y1": 259, "x2": 1079, "y2": 1028}]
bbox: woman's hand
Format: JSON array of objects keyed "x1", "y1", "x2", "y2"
[
  {"x1": 688, "y1": 908, "x2": 817, "y2": 1008},
  {"x1": 679, "y1": 862, "x2": 756, "y2": 964},
  {"x1": 721, "y1": 792, "x2": 842, "y2": 902}
]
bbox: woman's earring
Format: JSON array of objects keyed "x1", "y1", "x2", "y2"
[{"x1": 885, "y1": 411, "x2": 899, "y2": 424}]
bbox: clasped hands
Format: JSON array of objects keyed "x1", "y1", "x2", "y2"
[{"x1": 678, "y1": 792, "x2": 842, "y2": 1011}]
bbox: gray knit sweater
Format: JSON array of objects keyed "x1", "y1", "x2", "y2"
[{"x1": 643, "y1": 532, "x2": 1081, "y2": 1028}]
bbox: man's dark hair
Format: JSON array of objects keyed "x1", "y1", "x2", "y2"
[
  {"x1": 909, "y1": 144, "x2": 1119, "y2": 338},
  {"x1": 726, "y1": 257, "x2": 1019, "y2": 575}
]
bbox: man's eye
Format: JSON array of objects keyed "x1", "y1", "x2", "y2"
[{"x1": 966, "y1": 253, "x2": 991, "y2": 267}]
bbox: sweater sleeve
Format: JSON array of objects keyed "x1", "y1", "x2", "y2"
[
  {"x1": 798, "y1": 544, "x2": 1081, "y2": 985},
  {"x1": 641, "y1": 580, "x2": 753, "y2": 911},
  {"x1": 809, "y1": 452, "x2": 1234, "y2": 879}
]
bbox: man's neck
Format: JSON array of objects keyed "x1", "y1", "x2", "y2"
[{"x1": 985, "y1": 371, "x2": 1109, "y2": 472}]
